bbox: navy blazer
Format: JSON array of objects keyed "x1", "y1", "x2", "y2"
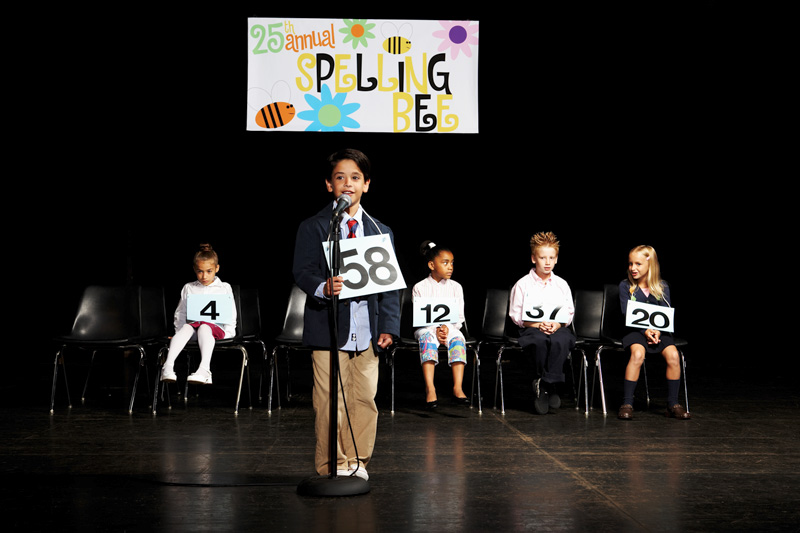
[{"x1": 292, "y1": 204, "x2": 401, "y2": 351}]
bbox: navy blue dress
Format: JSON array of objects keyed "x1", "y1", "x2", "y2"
[{"x1": 618, "y1": 280, "x2": 675, "y2": 354}]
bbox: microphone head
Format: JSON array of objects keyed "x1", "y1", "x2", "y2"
[{"x1": 337, "y1": 194, "x2": 352, "y2": 207}]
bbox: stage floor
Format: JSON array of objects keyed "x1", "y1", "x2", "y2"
[{"x1": 4, "y1": 353, "x2": 799, "y2": 532}]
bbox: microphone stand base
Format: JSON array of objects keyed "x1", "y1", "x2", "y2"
[{"x1": 297, "y1": 474, "x2": 370, "y2": 497}]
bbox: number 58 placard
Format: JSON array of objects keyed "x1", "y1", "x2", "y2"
[
  {"x1": 625, "y1": 301, "x2": 675, "y2": 332},
  {"x1": 322, "y1": 234, "x2": 407, "y2": 299}
]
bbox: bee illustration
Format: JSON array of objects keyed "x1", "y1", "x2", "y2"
[
  {"x1": 381, "y1": 22, "x2": 412, "y2": 54},
  {"x1": 247, "y1": 82, "x2": 295, "y2": 129}
]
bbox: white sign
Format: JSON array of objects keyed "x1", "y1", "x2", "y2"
[
  {"x1": 524, "y1": 302, "x2": 571, "y2": 324},
  {"x1": 247, "y1": 18, "x2": 479, "y2": 133},
  {"x1": 413, "y1": 297, "x2": 459, "y2": 327},
  {"x1": 625, "y1": 300, "x2": 675, "y2": 333},
  {"x1": 187, "y1": 294, "x2": 234, "y2": 324},
  {"x1": 322, "y1": 234, "x2": 407, "y2": 299}
]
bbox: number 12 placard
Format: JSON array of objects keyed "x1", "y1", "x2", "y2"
[
  {"x1": 322, "y1": 234, "x2": 407, "y2": 299},
  {"x1": 413, "y1": 297, "x2": 459, "y2": 327}
]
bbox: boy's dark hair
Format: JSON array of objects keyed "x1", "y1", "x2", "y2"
[{"x1": 327, "y1": 148, "x2": 371, "y2": 181}]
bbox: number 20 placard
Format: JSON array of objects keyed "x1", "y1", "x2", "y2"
[
  {"x1": 625, "y1": 301, "x2": 675, "y2": 332},
  {"x1": 322, "y1": 234, "x2": 407, "y2": 299}
]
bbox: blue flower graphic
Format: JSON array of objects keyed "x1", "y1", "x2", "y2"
[{"x1": 298, "y1": 85, "x2": 361, "y2": 132}]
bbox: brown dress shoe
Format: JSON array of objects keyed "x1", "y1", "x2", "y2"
[
  {"x1": 666, "y1": 404, "x2": 692, "y2": 419},
  {"x1": 617, "y1": 404, "x2": 634, "y2": 420}
]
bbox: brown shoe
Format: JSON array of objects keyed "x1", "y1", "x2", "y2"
[
  {"x1": 617, "y1": 404, "x2": 634, "y2": 420},
  {"x1": 666, "y1": 404, "x2": 691, "y2": 419}
]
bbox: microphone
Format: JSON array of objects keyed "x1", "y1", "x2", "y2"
[{"x1": 332, "y1": 194, "x2": 351, "y2": 218}]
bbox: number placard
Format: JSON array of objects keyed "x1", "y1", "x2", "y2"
[
  {"x1": 524, "y1": 301, "x2": 571, "y2": 324},
  {"x1": 187, "y1": 294, "x2": 234, "y2": 324},
  {"x1": 412, "y1": 297, "x2": 459, "y2": 327},
  {"x1": 625, "y1": 301, "x2": 674, "y2": 332},
  {"x1": 322, "y1": 234, "x2": 407, "y2": 299}
]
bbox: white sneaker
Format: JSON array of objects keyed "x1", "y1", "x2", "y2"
[
  {"x1": 349, "y1": 464, "x2": 368, "y2": 481},
  {"x1": 187, "y1": 368, "x2": 213, "y2": 385},
  {"x1": 160, "y1": 367, "x2": 177, "y2": 383}
]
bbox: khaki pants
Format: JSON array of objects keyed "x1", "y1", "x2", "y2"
[{"x1": 311, "y1": 345, "x2": 379, "y2": 475}]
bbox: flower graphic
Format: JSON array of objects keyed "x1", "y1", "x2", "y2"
[
  {"x1": 432, "y1": 21, "x2": 479, "y2": 59},
  {"x1": 339, "y1": 19, "x2": 376, "y2": 49},
  {"x1": 298, "y1": 85, "x2": 361, "y2": 132}
]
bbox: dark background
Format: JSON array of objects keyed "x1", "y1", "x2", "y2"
[{"x1": 16, "y1": 2, "x2": 783, "y2": 395}]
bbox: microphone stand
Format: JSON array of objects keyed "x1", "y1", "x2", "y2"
[{"x1": 297, "y1": 210, "x2": 370, "y2": 497}]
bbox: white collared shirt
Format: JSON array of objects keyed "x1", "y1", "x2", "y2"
[
  {"x1": 508, "y1": 268, "x2": 574, "y2": 327},
  {"x1": 173, "y1": 277, "x2": 237, "y2": 338}
]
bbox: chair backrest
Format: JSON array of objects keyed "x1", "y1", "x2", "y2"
[
  {"x1": 600, "y1": 283, "x2": 627, "y2": 342},
  {"x1": 276, "y1": 284, "x2": 306, "y2": 343},
  {"x1": 398, "y1": 287, "x2": 416, "y2": 340},
  {"x1": 70, "y1": 285, "x2": 140, "y2": 340},
  {"x1": 238, "y1": 287, "x2": 262, "y2": 338},
  {"x1": 481, "y1": 288, "x2": 509, "y2": 340},
  {"x1": 229, "y1": 285, "x2": 243, "y2": 339},
  {"x1": 573, "y1": 289, "x2": 603, "y2": 341},
  {"x1": 139, "y1": 286, "x2": 169, "y2": 340}
]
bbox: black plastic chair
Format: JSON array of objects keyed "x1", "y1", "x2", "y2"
[
  {"x1": 475, "y1": 288, "x2": 519, "y2": 414},
  {"x1": 572, "y1": 289, "x2": 604, "y2": 414},
  {"x1": 152, "y1": 285, "x2": 252, "y2": 415},
  {"x1": 268, "y1": 284, "x2": 307, "y2": 410},
  {"x1": 50, "y1": 285, "x2": 158, "y2": 414},
  {"x1": 388, "y1": 288, "x2": 480, "y2": 413},
  {"x1": 591, "y1": 283, "x2": 690, "y2": 415}
]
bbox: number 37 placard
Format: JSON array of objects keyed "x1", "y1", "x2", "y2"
[{"x1": 322, "y1": 234, "x2": 407, "y2": 299}]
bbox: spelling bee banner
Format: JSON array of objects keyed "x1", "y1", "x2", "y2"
[{"x1": 246, "y1": 18, "x2": 479, "y2": 133}]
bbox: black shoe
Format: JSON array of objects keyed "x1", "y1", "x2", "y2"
[
  {"x1": 452, "y1": 395, "x2": 470, "y2": 406},
  {"x1": 426, "y1": 400, "x2": 438, "y2": 410},
  {"x1": 533, "y1": 379, "x2": 549, "y2": 415}
]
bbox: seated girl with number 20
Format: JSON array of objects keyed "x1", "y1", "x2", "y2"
[{"x1": 617, "y1": 245, "x2": 690, "y2": 421}]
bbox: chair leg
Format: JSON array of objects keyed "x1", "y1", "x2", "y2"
[
  {"x1": 127, "y1": 346, "x2": 146, "y2": 414},
  {"x1": 494, "y1": 346, "x2": 506, "y2": 415},
  {"x1": 50, "y1": 346, "x2": 72, "y2": 414},
  {"x1": 679, "y1": 349, "x2": 689, "y2": 413},
  {"x1": 81, "y1": 351, "x2": 97, "y2": 405},
  {"x1": 234, "y1": 347, "x2": 249, "y2": 415},
  {"x1": 594, "y1": 347, "x2": 607, "y2": 415},
  {"x1": 470, "y1": 348, "x2": 482, "y2": 414},
  {"x1": 642, "y1": 358, "x2": 650, "y2": 407},
  {"x1": 390, "y1": 348, "x2": 396, "y2": 414},
  {"x1": 575, "y1": 348, "x2": 589, "y2": 415}
]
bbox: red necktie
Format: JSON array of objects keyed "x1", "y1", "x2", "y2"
[{"x1": 347, "y1": 219, "x2": 358, "y2": 239}]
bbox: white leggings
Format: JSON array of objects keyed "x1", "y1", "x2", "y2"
[{"x1": 163, "y1": 323, "x2": 216, "y2": 372}]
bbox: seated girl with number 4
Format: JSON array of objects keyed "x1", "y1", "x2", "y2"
[
  {"x1": 617, "y1": 245, "x2": 690, "y2": 421},
  {"x1": 412, "y1": 241, "x2": 469, "y2": 410},
  {"x1": 160, "y1": 243, "x2": 237, "y2": 386}
]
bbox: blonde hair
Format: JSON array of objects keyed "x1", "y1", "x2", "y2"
[
  {"x1": 627, "y1": 245, "x2": 665, "y2": 301},
  {"x1": 530, "y1": 231, "x2": 560, "y2": 255},
  {"x1": 194, "y1": 243, "x2": 219, "y2": 266}
]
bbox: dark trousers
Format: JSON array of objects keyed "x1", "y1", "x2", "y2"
[{"x1": 518, "y1": 327, "x2": 575, "y2": 383}]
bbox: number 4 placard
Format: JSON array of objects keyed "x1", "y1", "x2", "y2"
[
  {"x1": 625, "y1": 301, "x2": 675, "y2": 332},
  {"x1": 413, "y1": 297, "x2": 459, "y2": 327},
  {"x1": 187, "y1": 294, "x2": 234, "y2": 324},
  {"x1": 322, "y1": 234, "x2": 407, "y2": 299}
]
